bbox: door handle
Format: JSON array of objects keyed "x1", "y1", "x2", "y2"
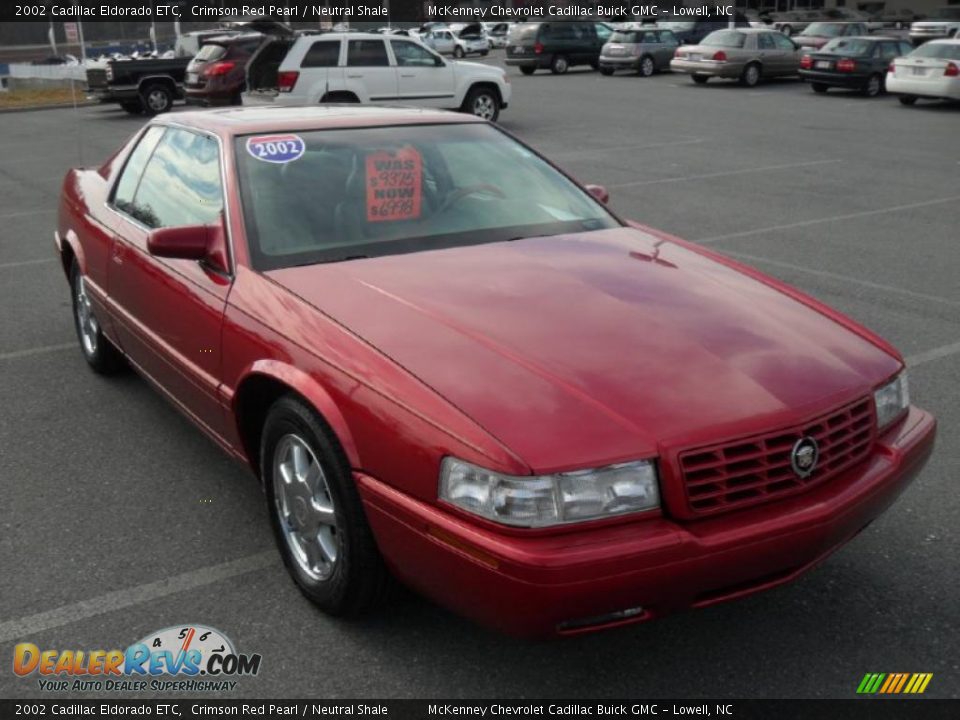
[
  {"x1": 400, "y1": 73, "x2": 415, "y2": 78},
  {"x1": 111, "y1": 242, "x2": 125, "y2": 265},
  {"x1": 347, "y1": 74, "x2": 363, "y2": 79}
]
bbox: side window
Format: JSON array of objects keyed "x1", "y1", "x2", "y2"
[
  {"x1": 758, "y1": 33, "x2": 776, "y2": 50},
  {"x1": 641, "y1": 32, "x2": 657, "y2": 44},
  {"x1": 660, "y1": 31, "x2": 679, "y2": 45},
  {"x1": 595, "y1": 24, "x2": 612, "y2": 42},
  {"x1": 772, "y1": 32, "x2": 796, "y2": 50},
  {"x1": 302, "y1": 40, "x2": 340, "y2": 68},
  {"x1": 878, "y1": 42, "x2": 899, "y2": 60},
  {"x1": 392, "y1": 40, "x2": 438, "y2": 67},
  {"x1": 347, "y1": 39, "x2": 389, "y2": 67},
  {"x1": 127, "y1": 128, "x2": 222, "y2": 230},
  {"x1": 899, "y1": 42, "x2": 913, "y2": 56},
  {"x1": 113, "y1": 125, "x2": 165, "y2": 215}
]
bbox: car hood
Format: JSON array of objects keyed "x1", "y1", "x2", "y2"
[{"x1": 266, "y1": 227, "x2": 899, "y2": 472}]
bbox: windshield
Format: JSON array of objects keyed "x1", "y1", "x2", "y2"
[
  {"x1": 802, "y1": 23, "x2": 845, "y2": 37},
  {"x1": 703, "y1": 31, "x2": 746, "y2": 48},
  {"x1": 610, "y1": 31, "x2": 642, "y2": 43},
  {"x1": 909, "y1": 42, "x2": 960, "y2": 59},
  {"x1": 822, "y1": 38, "x2": 874, "y2": 55},
  {"x1": 235, "y1": 123, "x2": 620, "y2": 270}
]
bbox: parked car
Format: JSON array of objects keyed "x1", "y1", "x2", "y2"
[
  {"x1": 56, "y1": 105, "x2": 935, "y2": 637},
  {"x1": 795, "y1": 22, "x2": 871, "y2": 51},
  {"x1": 174, "y1": 29, "x2": 239, "y2": 58},
  {"x1": 767, "y1": 10, "x2": 819, "y2": 36},
  {"x1": 599, "y1": 28, "x2": 680, "y2": 77},
  {"x1": 909, "y1": 6, "x2": 960, "y2": 45},
  {"x1": 799, "y1": 36, "x2": 914, "y2": 96},
  {"x1": 85, "y1": 55, "x2": 189, "y2": 115},
  {"x1": 505, "y1": 21, "x2": 613, "y2": 75},
  {"x1": 422, "y1": 23, "x2": 490, "y2": 58},
  {"x1": 484, "y1": 22, "x2": 513, "y2": 48},
  {"x1": 671, "y1": 28, "x2": 802, "y2": 86},
  {"x1": 658, "y1": 16, "x2": 750, "y2": 45},
  {"x1": 872, "y1": 8, "x2": 924, "y2": 30},
  {"x1": 243, "y1": 33, "x2": 509, "y2": 121},
  {"x1": 887, "y1": 38, "x2": 960, "y2": 104},
  {"x1": 184, "y1": 33, "x2": 266, "y2": 106},
  {"x1": 824, "y1": 8, "x2": 885, "y2": 32}
]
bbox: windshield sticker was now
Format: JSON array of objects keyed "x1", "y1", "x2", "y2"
[
  {"x1": 246, "y1": 134, "x2": 305, "y2": 163},
  {"x1": 366, "y1": 148, "x2": 422, "y2": 222}
]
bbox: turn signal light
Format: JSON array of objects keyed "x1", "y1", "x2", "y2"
[
  {"x1": 800, "y1": 55, "x2": 812, "y2": 69},
  {"x1": 945, "y1": 62, "x2": 959, "y2": 77},
  {"x1": 204, "y1": 61, "x2": 235, "y2": 77},
  {"x1": 277, "y1": 71, "x2": 299, "y2": 92},
  {"x1": 837, "y1": 58, "x2": 857, "y2": 72},
  {"x1": 712, "y1": 51, "x2": 727, "y2": 62}
]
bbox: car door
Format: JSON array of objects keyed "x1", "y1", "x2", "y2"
[
  {"x1": 771, "y1": 30, "x2": 801, "y2": 73},
  {"x1": 756, "y1": 31, "x2": 782, "y2": 73},
  {"x1": 655, "y1": 30, "x2": 680, "y2": 65},
  {"x1": 391, "y1": 39, "x2": 455, "y2": 108},
  {"x1": 345, "y1": 38, "x2": 397, "y2": 102},
  {"x1": 298, "y1": 38, "x2": 343, "y2": 101},
  {"x1": 106, "y1": 126, "x2": 232, "y2": 440},
  {"x1": 431, "y1": 30, "x2": 455, "y2": 54}
]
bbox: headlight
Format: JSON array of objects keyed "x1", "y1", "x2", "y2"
[
  {"x1": 439, "y1": 457, "x2": 660, "y2": 527},
  {"x1": 874, "y1": 371, "x2": 910, "y2": 430}
]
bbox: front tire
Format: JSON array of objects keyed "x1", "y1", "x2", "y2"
[
  {"x1": 70, "y1": 260, "x2": 124, "y2": 375},
  {"x1": 140, "y1": 83, "x2": 173, "y2": 115},
  {"x1": 453, "y1": 46, "x2": 465, "y2": 59},
  {"x1": 550, "y1": 54, "x2": 569, "y2": 74},
  {"x1": 600, "y1": 66, "x2": 615, "y2": 76},
  {"x1": 463, "y1": 86, "x2": 500, "y2": 121},
  {"x1": 262, "y1": 396, "x2": 388, "y2": 616}
]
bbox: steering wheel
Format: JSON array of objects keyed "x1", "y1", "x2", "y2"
[{"x1": 436, "y1": 184, "x2": 506, "y2": 214}]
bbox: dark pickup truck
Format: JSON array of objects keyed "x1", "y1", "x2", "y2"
[{"x1": 86, "y1": 57, "x2": 190, "y2": 115}]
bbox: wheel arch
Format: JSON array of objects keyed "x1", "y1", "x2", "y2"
[
  {"x1": 137, "y1": 75, "x2": 178, "y2": 93},
  {"x1": 232, "y1": 361, "x2": 360, "y2": 480},
  {"x1": 463, "y1": 80, "x2": 502, "y2": 106},
  {"x1": 58, "y1": 229, "x2": 84, "y2": 281}
]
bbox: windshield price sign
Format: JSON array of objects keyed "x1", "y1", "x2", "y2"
[{"x1": 365, "y1": 147, "x2": 422, "y2": 222}]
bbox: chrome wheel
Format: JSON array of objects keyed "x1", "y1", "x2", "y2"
[
  {"x1": 273, "y1": 434, "x2": 339, "y2": 582},
  {"x1": 145, "y1": 88, "x2": 169, "y2": 112},
  {"x1": 865, "y1": 75, "x2": 882, "y2": 97},
  {"x1": 74, "y1": 274, "x2": 98, "y2": 357},
  {"x1": 472, "y1": 93, "x2": 497, "y2": 120},
  {"x1": 743, "y1": 64, "x2": 760, "y2": 87},
  {"x1": 640, "y1": 57, "x2": 654, "y2": 77}
]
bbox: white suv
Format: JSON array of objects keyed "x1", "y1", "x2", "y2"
[{"x1": 243, "y1": 33, "x2": 510, "y2": 121}]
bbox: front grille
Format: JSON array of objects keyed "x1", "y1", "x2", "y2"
[
  {"x1": 86, "y1": 68, "x2": 107, "y2": 88},
  {"x1": 678, "y1": 397, "x2": 875, "y2": 516}
]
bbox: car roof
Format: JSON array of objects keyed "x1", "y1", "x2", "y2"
[{"x1": 158, "y1": 106, "x2": 483, "y2": 138}]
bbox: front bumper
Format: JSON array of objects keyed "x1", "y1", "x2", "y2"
[{"x1": 358, "y1": 407, "x2": 935, "y2": 637}]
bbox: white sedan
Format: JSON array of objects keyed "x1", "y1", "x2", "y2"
[{"x1": 887, "y1": 39, "x2": 960, "y2": 105}]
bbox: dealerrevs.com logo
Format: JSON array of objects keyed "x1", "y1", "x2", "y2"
[{"x1": 13, "y1": 624, "x2": 262, "y2": 693}]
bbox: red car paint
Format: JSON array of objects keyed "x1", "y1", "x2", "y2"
[{"x1": 56, "y1": 107, "x2": 936, "y2": 637}]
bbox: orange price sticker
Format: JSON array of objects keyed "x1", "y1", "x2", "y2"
[{"x1": 365, "y1": 147, "x2": 423, "y2": 223}]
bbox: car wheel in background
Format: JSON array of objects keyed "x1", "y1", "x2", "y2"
[
  {"x1": 454, "y1": 46, "x2": 465, "y2": 58},
  {"x1": 639, "y1": 56, "x2": 655, "y2": 77},
  {"x1": 261, "y1": 396, "x2": 388, "y2": 616},
  {"x1": 70, "y1": 260, "x2": 125, "y2": 375},
  {"x1": 464, "y1": 86, "x2": 500, "y2": 122},
  {"x1": 863, "y1": 74, "x2": 883, "y2": 97},
  {"x1": 600, "y1": 66, "x2": 615, "y2": 76},
  {"x1": 692, "y1": 74, "x2": 710, "y2": 84},
  {"x1": 551, "y1": 55, "x2": 570, "y2": 74},
  {"x1": 812, "y1": 82, "x2": 829, "y2": 93},
  {"x1": 520, "y1": 66, "x2": 536, "y2": 75},
  {"x1": 140, "y1": 83, "x2": 173, "y2": 115},
  {"x1": 899, "y1": 95, "x2": 917, "y2": 105},
  {"x1": 120, "y1": 100, "x2": 142, "y2": 114},
  {"x1": 740, "y1": 62, "x2": 762, "y2": 87}
]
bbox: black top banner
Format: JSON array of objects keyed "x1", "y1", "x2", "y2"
[
  {"x1": 1, "y1": 700, "x2": 959, "y2": 720},
  {"x1": 0, "y1": 1, "x2": 948, "y2": 24}
]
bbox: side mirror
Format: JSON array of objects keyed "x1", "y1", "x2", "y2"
[
  {"x1": 147, "y1": 222, "x2": 229, "y2": 274},
  {"x1": 585, "y1": 184, "x2": 609, "y2": 205}
]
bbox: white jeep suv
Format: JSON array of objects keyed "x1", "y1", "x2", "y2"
[{"x1": 243, "y1": 33, "x2": 510, "y2": 121}]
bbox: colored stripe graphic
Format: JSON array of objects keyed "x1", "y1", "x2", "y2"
[{"x1": 858, "y1": 673, "x2": 932, "y2": 694}]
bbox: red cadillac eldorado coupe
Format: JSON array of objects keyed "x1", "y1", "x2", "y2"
[{"x1": 56, "y1": 107, "x2": 935, "y2": 637}]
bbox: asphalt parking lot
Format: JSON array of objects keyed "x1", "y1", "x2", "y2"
[{"x1": 1, "y1": 54, "x2": 958, "y2": 699}]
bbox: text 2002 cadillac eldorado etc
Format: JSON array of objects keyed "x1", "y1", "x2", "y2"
[{"x1": 57, "y1": 106, "x2": 935, "y2": 637}]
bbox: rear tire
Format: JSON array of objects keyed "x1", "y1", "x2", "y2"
[
  {"x1": 692, "y1": 74, "x2": 709, "y2": 84},
  {"x1": 70, "y1": 260, "x2": 125, "y2": 375},
  {"x1": 899, "y1": 95, "x2": 917, "y2": 105},
  {"x1": 550, "y1": 54, "x2": 569, "y2": 74},
  {"x1": 639, "y1": 55, "x2": 656, "y2": 77},
  {"x1": 140, "y1": 83, "x2": 173, "y2": 115},
  {"x1": 740, "y1": 62, "x2": 762, "y2": 87},
  {"x1": 262, "y1": 396, "x2": 388, "y2": 617},
  {"x1": 453, "y1": 46, "x2": 465, "y2": 59},
  {"x1": 863, "y1": 73, "x2": 883, "y2": 97},
  {"x1": 811, "y1": 82, "x2": 829, "y2": 93},
  {"x1": 520, "y1": 66, "x2": 536, "y2": 75}
]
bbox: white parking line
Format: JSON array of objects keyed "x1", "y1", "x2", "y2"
[
  {"x1": 609, "y1": 159, "x2": 840, "y2": 188},
  {"x1": 722, "y1": 251, "x2": 960, "y2": 309},
  {"x1": 551, "y1": 137, "x2": 705, "y2": 161},
  {"x1": 0, "y1": 208, "x2": 55, "y2": 220},
  {"x1": 0, "y1": 552, "x2": 276, "y2": 643},
  {"x1": 0, "y1": 343, "x2": 76, "y2": 362},
  {"x1": 0, "y1": 258, "x2": 57, "y2": 269},
  {"x1": 906, "y1": 340, "x2": 960, "y2": 368},
  {"x1": 697, "y1": 195, "x2": 960, "y2": 244}
]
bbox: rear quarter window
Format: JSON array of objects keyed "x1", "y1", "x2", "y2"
[{"x1": 302, "y1": 40, "x2": 341, "y2": 67}]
